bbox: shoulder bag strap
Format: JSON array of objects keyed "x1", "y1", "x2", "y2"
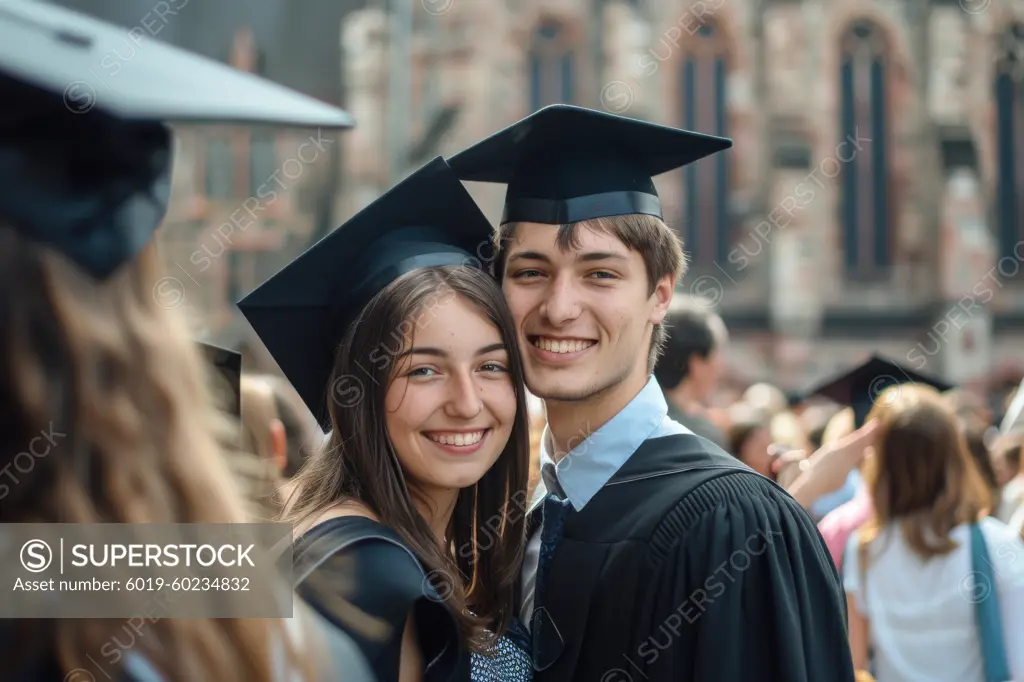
[{"x1": 970, "y1": 522, "x2": 1012, "y2": 682}]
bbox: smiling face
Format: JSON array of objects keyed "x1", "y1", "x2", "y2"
[
  {"x1": 501, "y1": 222, "x2": 673, "y2": 402},
  {"x1": 384, "y1": 294, "x2": 517, "y2": 499}
]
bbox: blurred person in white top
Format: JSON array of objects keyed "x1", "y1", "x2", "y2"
[{"x1": 843, "y1": 384, "x2": 1024, "y2": 682}]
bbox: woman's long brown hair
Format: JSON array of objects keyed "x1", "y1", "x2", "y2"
[
  {"x1": 858, "y1": 384, "x2": 992, "y2": 569},
  {"x1": 285, "y1": 265, "x2": 530, "y2": 652},
  {"x1": 0, "y1": 228, "x2": 317, "y2": 682}
]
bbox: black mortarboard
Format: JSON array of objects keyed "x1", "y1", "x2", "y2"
[
  {"x1": 198, "y1": 342, "x2": 242, "y2": 420},
  {"x1": 238, "y1": 156, "x2": 493, "y2": 429},
  {"x1": 446, "y1": 104, "x2": 732, "y2": 225},
  {"x1": 804, "y1": 354, "x2": 954, "y2": 428},
  {"x1": 0, "y1": 0, "x2": 354, "y2": 281}
]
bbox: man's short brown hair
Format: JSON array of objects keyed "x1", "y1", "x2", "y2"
[{"x1": 494, "y1": 213, "x2": 686, "y2": 372}]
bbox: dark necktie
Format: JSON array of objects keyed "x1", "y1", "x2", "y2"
[
  {"x1": 531, "y1": 491, "x2": 570, "y2": 671},
  {"x1": 530, "y1": 460, "x2": 571, "y2": 670},
  {"x1": 533, "y1": 491, "x2": 570, "y2": 620}
]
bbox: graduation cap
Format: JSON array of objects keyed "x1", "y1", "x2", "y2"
[
  {"x1": 198, "y1": 342, "x2": 242, "y2": 420},
  {"x1": 238, "y1": 156, "x2": 493, "y2": 429},
  {"x1": 0, "y1": 0, "x2": 354, "y2": 281},
  {"x1": 446, "y1": 104, "x2": 732, "y2": 225},
  {"x1": 804, "y1": 355, "x2": 954, "y2": 428}
]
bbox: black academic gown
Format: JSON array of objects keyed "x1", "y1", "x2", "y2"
[{"x1": 525, "y1": 433, "x2": 854, "y2": 682}]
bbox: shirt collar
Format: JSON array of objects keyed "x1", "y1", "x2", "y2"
[{"x1": 539, "y1": 375, "x2": 673, "y2": 512}]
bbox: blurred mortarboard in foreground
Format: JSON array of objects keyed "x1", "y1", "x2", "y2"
[
  {"x1": 0, "y1": 0, "x2": 354, "y2": 281},
  {"x1": 238, "y1": 156, "x2": 493, "y2": 430},
  {"x1": 198, "y1": 342, "x2": 242, "y2": 420},
  {"x1": 804, "y1": 354, "x2": 954, "y2": 428},
  {"x1": 0, "y1": 0, "x2": 354, "y2": 127},
  {"x1": 446, "y1": 104, "x2": 732, "y2": 226}
]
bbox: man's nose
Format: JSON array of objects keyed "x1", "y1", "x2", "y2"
[{"x1": 542, "y1": 276, "x2": 581, "y2": 325}]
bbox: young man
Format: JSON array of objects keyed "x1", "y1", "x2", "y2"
[
  {"x1": 448, "y1": 105, "x2": 854, "y2": 682},
  {"x1": 654, "y1": 298, "x2": 729, "y2": 449}
]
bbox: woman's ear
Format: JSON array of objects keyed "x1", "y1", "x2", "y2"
[{"x1": 270, "y1": 418, "x2": 288, "y2": 473}]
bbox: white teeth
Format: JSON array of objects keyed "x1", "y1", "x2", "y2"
[
  {"x1": 428, "y1": 431, "x2": 485, "y2": 446},
  {"x1": 533, "y1": 338, "x2": 595, "y2": 354}
]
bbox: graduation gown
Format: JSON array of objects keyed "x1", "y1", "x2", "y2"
[
  {"x1": 293, "y1": 517, "x2": 468, "y2": 682},
  {"x1": 527, "y1": 433, "x2": 854, "y2": 682}
]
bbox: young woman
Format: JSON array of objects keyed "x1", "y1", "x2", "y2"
[
  {"x1": 245, "y1": 158, "x2": 533, "y2": 682},
  {"x1": 844, "y1": 385, "x2": 1024, "y2": 682}
]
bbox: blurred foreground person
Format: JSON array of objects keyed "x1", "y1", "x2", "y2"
[
  {"x1": 653, "y1": 297, "x2": 728, "y2": 449},
  {"x1": 244, "y1": 159, "x2": 531, "y2": 682},
  {"x1": 0, "y1": 2, "x2": 371, "y2": 680},
  {"x1": 844, "y1": 385, "x2": 1024, "y2": 682}
]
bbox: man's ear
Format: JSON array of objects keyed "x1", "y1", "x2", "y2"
[
  {"x1": 270, "y1": 419, "x2": 288, "y2": 473},
  {"x1": 649, "y1": 274, "x2": 674, "y2": 326}
]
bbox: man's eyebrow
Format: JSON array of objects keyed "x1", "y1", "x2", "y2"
[
  {"x1": 506, "y1": 250, "x2": 629, "y2": 264},
  {"x1": 506, "y1": 251, "x2": 551, "y2": 264},
  {"x1": 576, "y1": 251, "x2": 628, "y2": 263}
]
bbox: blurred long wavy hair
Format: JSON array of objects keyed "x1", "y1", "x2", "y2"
[
  {"x1": 284, "y1": 265, "x2": 530, "y2": 652},
  {"x1": 858, "y1": 384, "x2": 992, "y2": 569},
  {"x1": 0, "y1": 228, "x2": 317, "y2": 682}
]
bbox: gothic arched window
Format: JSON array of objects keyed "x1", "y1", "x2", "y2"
[
  {"x1": 995, "y1": 23, "x2": 1024, "y2": 261},
  {"x1": 679, "y1": 23, "x2": 730, "y2": 265},
  {"x1": 529, "y1": 20, "x2": 575, "y2": 111},
  {"x1": 838, "y1": 20, "x2": 892, "y2": 276}
]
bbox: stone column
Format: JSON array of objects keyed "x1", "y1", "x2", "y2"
[{"x1": 920, "y1": 160, "x2": 995, "y2": 386}]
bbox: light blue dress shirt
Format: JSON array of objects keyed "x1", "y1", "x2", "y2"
[{"x1": 520, "y1": 375, "x2": 692, "y2": 626}]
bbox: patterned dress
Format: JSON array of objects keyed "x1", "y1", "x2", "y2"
[{"x1": 469, "y1": 619, "x2": 533, "y2": 682}]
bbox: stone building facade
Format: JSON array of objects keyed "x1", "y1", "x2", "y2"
[{"x1": 342, "y1": 0, "x2": 1024, "y2": 399}]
